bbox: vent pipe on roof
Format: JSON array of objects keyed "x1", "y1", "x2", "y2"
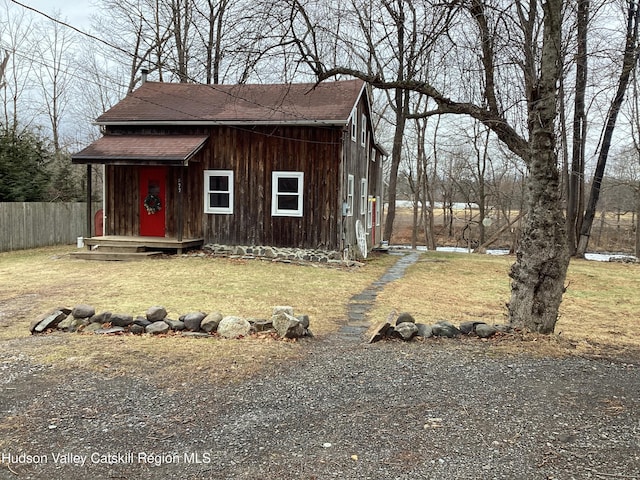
[{"x1": 141, "y1": 68, "x2": 148, "y2": 84}]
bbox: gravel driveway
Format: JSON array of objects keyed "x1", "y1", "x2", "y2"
[{"x1": 1, "y1": 331, "x2": 638, "y2": 480}]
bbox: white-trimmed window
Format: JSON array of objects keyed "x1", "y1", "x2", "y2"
[
  {"x1": 361, "y1": 113, "x2": 367, "y2": 146},
  {"x1": 360, "y1": 178, "x2": 368, "y2": 215},
  {"x1": 351, "y1": 111, "x2": 357, "y2": 142},
  {"x1": 272, "y1": 171, "x2": 304, "y2": 217},
  {"x1": 367, "y1": 196, "x2": 373, "y2": 229},
  {"x1": 204, "y1": 170, "x2": 233, "y2": 214},
  {"x1": 376, "y1": 196, "x2": 381, "y2": 226},
  {"x1": 347, "y1": 175, "x2": 354, "y2": 216}
]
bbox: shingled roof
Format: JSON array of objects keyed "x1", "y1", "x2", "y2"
[{"x1": 96, "y1": 79, "x2": 367, "y2": 125}]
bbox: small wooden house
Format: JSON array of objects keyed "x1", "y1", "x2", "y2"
[{"x1": 72, "y1": 78, "x2": 386, "y2": 259}]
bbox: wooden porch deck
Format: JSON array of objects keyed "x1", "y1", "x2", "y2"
[{"x1": 71, "y1": 236, "x2": 204, "y2": 261}]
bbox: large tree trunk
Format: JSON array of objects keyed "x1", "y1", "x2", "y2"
[{"x1": 508, "y1": 0, "x2": 569, "y2": 334}]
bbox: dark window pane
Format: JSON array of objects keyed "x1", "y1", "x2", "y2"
[
  {"x1": 278, "y1": 177, "x2": 299, "y2": 193},
  {"x1": 210, "y1": 193, "x2": 229, "y2": 208},
  {"x1": 277, "y1": 194, "x2": 298, "y2": 211},
  {"x1": 209, "y1": 175, "x2": 229, "y2": 192}
]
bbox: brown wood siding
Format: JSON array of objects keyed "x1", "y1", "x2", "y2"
[
  {"x1": 105, "y1": 165, "x2": 139, "y2": 236},
  {"x1": 105, "y1": 161, "x2": 205, "y2": 239},
  {"x1": 100, "y1": 113, "x2": 384, "y2": 252},
  {"x1": 202, "y1": 125, "x2": 342, "y2": 250},
  {"x1": 341, "y1": 95, "x2": 374, "y2": 255}
]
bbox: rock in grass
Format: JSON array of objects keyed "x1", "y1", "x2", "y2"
[
  {"x1": 475, "y1": 324, "x2": 499, "y2": 338},
  {"x1": 110, "y1": 313, "x2": 134, "y2": 327},
  {"x1": 272, "y1": 312, "x2": 305, "y2": 339},
  {"x1": 72, "y1": 304, "x2": 95, "y2": 319},
  {"x1": 94, "y1": 326, "x2": 125, "y2": 335},
  {"x1": 90, "y1": 311, "x2": 112, "y2": 324},
  {"x1": 432, "y1": 321, "x2": 460, "y2": 338},
  {"x1": 251, "y1": 319, "x2": 274, "y2": 332},
  {"x1": 201, "y1": 312, "x2": 223, "y2": 332},
  {"x1": 57, "y1": 314, "x2": 84, "y2": 332},
  {"x1": 84, "y1": 322, "x2": 103, "y2": 333},
  {"x1": 183, "y1": 312, "x2": 206, "y2": 331},
  {"x1": 415, "y1": 323, "x2": 433, "y2": 338},
  {"x1": 129, "y1": 324, "x2": 145, "y2": 335},
  {"x1": 296, "y1": 314, "x2": 310, "y2": 329},
  {"x1": 368, "y1": 321, "x2": 392, "y2": 343},
  {"x1": 133, "y1": 317, "x2": 151, "y2": 328},
  {"x1": 396, "y1": 312, "x2": 415, "y2": 325},
  {"x1": 218, "y1": 316, "x2": 251, "y2": 339},
  {"x1": 165, "y1": 319, "x2": 185, "y2": 331},
  {"x1": 146, "y1": 306, "x2": 167, "y2": 322},
  {"x1": 459, "y1": 321, "x2": 485, "y2": 335},
  {"x1": 395, "y1": 321, "x2": 418, "y2": 340},
  {"x1": 146, "y1": 321, "x2": 170, "y2": 335},
  {"x1": 30, "y1": 308, "x2": 70, "y2": 333}
]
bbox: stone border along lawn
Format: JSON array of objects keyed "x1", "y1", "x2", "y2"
[
  {"x1": 29, "y1": 252, "x2": 510, "y2": 345},
  {"x1": 29, "y1": 304, "x2": 312, "y2": 340},
  {"x1": 368, "y1": 310, "x2": 512, "y2": 343}
]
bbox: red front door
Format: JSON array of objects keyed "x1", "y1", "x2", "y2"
[{"x1": 139, "y1": 167, "x2": 167, "y2": 237}]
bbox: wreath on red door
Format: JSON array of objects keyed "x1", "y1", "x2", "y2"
[{"x1": 144, "y1": 194, "x2": 162, "y2": 215}]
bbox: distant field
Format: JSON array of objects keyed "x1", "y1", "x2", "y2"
[{"x1": 391, "y1": 206, "x2": 636, "y2": 254}]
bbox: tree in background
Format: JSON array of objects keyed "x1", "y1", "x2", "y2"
[
  {"x1": 576, "y1": 0, "x2": 640, "y2": 257},
  {"x1": 0, "y1": 126, "x2": 51, "y2": 201}
]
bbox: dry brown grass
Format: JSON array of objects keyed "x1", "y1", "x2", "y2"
[
  {"x1": 0, "y1": 246, "x2": 396, "y2": 382},
  {"x1": 369, "y1": 251, "x2": 640, "y2": 359}
]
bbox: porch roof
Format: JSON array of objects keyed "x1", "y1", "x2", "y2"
[{"x1": 71, "y1": 134, "x2": 209, "y2": 166}]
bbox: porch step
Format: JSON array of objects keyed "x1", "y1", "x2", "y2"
[
  {"x1": 70, "y1": 251, "x2": 163, "y2": 261},
  {"x1": 91, "y1": 243, "x2": 147, "y2": 253}
]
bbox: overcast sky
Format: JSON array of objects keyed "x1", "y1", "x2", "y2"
[{"x1": 14, "y1": 0, "x2": 94, "y2": 29}]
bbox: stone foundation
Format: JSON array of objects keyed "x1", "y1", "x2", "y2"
[{"x1": 198, "y1": 243, "x2": 359, "y2": 266}]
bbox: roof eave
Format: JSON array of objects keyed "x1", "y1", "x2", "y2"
[
  {"x1": 94, "y1": 120, "x2": 348, "y2": 127},
  {"x1": 71, "y1": 156, "x2": 191, "y2": 166}
]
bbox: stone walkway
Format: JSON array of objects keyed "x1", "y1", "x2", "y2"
[{"x1": 338, "y1": 250, "x2": 421, "y2": 339}]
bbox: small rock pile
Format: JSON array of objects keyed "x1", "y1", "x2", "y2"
[
  {"x1": 30, "y1": 304, "x2": 313, "y2": 340},
  {"x1": 369, "y1": 311, "x2": 513, "y2": 343}
]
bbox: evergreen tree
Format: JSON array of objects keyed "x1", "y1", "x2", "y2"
[{"x1": 0, "y1": 127, "x2": 52, "y2": 201}]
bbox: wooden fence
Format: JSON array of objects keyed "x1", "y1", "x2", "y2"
[{"x1": 0, "y1": 202, "x2": 101, "y2": 252}]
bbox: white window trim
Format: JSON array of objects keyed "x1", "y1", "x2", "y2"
[
  {"x1": 351, "y1": 111, "x2": 357, "y2": 142},
  {"x1": 272, "y1": 171, "x2": 304, "y2": 217},
  {"x1": 347, "y1": 175, "x2": 354, "y2": 216},
  {"x1": 376, "y1": 196, "x2": 381, "y2": 226},
  {"x1": 361, "y1": 113, "x2": 367, "y2": 147},
  {"x1": 360, "y1": 178, "x2": 368, "y2": 216},
  {"x1": 204, "y1": 169, "x2": 234, "y2": 214},
  {"x1": 367, "y1": 195, "x2": 374, "y2": 229}
]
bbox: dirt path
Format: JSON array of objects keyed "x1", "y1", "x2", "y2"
[{"x1": 1, "y1": 253, "x2": 639, "y2": 479}]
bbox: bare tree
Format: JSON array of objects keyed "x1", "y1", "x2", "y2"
[
  {"x1": 577, "y1": 0, "x2": 640, "y2": 257},
  {"x1": 0, "y1": 0, "x2": 36, "y2": 132},
  {"x1": 287, "y1": 0, "x2": 569, "y2": 333},
  {"x1": 34, "y1": 14, "x2": 77, "y2": 153},
  {"x1": 565, "y1": 0, "x2": 589, "y2": 256}
]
